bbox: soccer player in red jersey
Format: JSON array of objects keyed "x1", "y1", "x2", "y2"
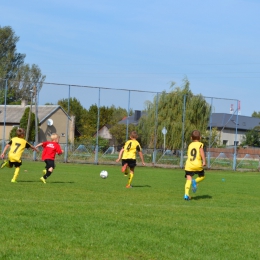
[{"x1": 35, "y1": 133, "x2": 63, "y2": 183}]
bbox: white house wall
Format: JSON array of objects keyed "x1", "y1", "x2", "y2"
[
  {"x1": 98, "y1": 126, "x2": 112, "y2": 139},
  {"x1": 220, "y1": 129, "x2": 245, "y2": 146}
]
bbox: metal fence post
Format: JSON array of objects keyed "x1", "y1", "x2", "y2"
[
  {"x1": 126, "y1": 90, "x2": 130, "y2": 141},
  {"x1": 33, "y1": 85, "x2": 39, "y2": 161},
  {"x1": 232, "y1": 100, "x2": 239, "y2": 171},
  {"x1": 180, "y1": 94, "x2": 186, "y2": 168},
  {"x1": 94, "y1": 88, "x2": 100, "y2": 165},
  {"x1": 1, "y1": 79, "x2": 7, "y2": 152},
  {"x1": 64, "y1": 85, "x2": 70, "y2": 162},
  {"x1": 152, "y1": 93, "x2": 159, "y2": 165},
  {"x1": 207, "y1": 97, "x2": 213, "y2": 169}
]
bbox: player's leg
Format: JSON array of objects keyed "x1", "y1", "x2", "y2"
[
  {"x1": 11, "y1": 167, "x2": 20, "y2": 182},
  {"x1": 126, "y1": 168, "x2": 134, "y2": 188},
  {"x1": 41, "y1": 167, "x2": 53, "y2": 183},
  {"x1": 1, "y1": 159, "x2": 11, "y2": 169},
  {"x1": 126, "y1": 160, "x2": 136, "y2": 188},
  {"x1": 191, "y1": 171, "x2": 205, "y2": 193},
  {"x1": 11, "y1": 162, "x2": 22, "y2": 182},
  {"x1": 121, "y1": 159, "x2": 128, "y2": 174},
  {"x1": 125, "y1": 166, "x2": 130, "y2": 176},
  {"x1": 43, "y1": 167, "x2": 53, "y2": 179},
  {"x1": 195, "y1": 170, "x2": 205, "y2": 184},
  {"x1": 192, "y1": 178, "x2": 197, "y2": 193},
  {"x1": 184, "y1": 172, "x2": 193, "y2": 200},
  {"x1": 40, "y1": 160, "x2": 54, "y2": 183}
]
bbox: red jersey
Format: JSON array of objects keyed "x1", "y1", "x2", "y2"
[{"x1": 41, "y1": 141, "x2": 63, "y2": 160}]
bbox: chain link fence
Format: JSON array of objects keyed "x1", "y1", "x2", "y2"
[{"x1": 1, "y1": 79, "x2": 259, "y2": 171}]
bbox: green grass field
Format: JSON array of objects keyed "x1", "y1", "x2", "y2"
[{"x1": 0, "y1": 161, "x2": 259, "y2": 260}]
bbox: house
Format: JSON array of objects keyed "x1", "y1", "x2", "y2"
[
  {"x1": 93, "y1": 111, "x2": 144, "y2": 147},
  {"x1": 0, "y1": 102, "x2": 75, "y2": 144},
  {"x1": 88, "y1": 110, "x2": 260, "y2": 148},
  {"x1": 94, "y1": 124, "x2": 115, "y2": 146},
  {"x1": 118, "y1": 110, "x2": 144, "y2": 125},
  {"x1": 210, "y1": 113, "x2": 260, "y2": 146},
  {"x1": 117, "y1": 111, "x2": 260, "y2": 147}
]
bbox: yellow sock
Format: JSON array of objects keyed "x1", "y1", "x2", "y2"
[
  {"x1": 12, "y1": 167, "x2": 20, "y2": 181},
  {"x1": 127, "y1": 173, "x2": 134, "y2": 185},
  {"x1": 185, "y1": 179, "x2": 192, "y2": 196},
  {"x1": 195, "y1": 176, "x2": 205, "y2": 183}
]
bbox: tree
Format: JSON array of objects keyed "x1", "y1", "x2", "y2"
[
  {"x1": 0, "y1": 26, "x2": 25, "y2": 80},
  {"x1": 0, "y1": 26, "x2": 46, "y2": 104},
  {"x1": 137, "y1": 78, "x2": 211, "y2": 149},
  {"x1": 241, "y1": 127, "x2": 260, "y2": 147},
  {"x1": 19, "y1": 107, "x2": 37, "y2": 142},
  {"x1": 58, "y1": 98, "x2": 129, "y2": 139},
  {"x1": 84, "y1": 104, "x2": 129, "y2": 138},
  {"x1": 251, "y1": 111, "x2": 260, "y2": 118},
  {"x1": 109, "y1": 124, "x2": 136, "y2": 146},
  {"x1": 9, "y1": 107, "x2": 38, "y2": 142},
  {"x1": 201, "y1": 127, "x2": 220, "y2": 148},
  {"x1": 9, "y1": 64, "x2": 46, "y2": 104},
  {"x1": 58, "y1": 97, "x2": 88, "y2": 136}
]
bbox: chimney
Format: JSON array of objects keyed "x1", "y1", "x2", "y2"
[
  {"x1": 134, "y1": 110, "x2": 141, "y2": 121},
  {"x1": 21, "y1": 99, "x2": 28, "y2": 107}
]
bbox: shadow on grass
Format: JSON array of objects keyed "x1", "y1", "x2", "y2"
[
  {"x1": 132, "y1": 185, "x2": 151, "y2": 188},
  {"x1": 50, "y1": 181, "x2": 75, "y2": 184},
  {"x1": 192, "y1": 195, "x2": 212, "y2": 200},
  {"x1": 18, "y1": 180, "x2": 75, "y2": 184}
]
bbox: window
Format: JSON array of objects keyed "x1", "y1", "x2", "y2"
[{"x1": 223, "y1": 140, "x2": 228, "y2": 145}]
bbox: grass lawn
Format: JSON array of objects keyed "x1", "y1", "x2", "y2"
[{"x1": 0, "y1": 161, "x2": 259, "y2": 260}]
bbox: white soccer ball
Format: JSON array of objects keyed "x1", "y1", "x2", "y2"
[{"x1": 100, "y1": 170, "x2": 108, "y2": 179}]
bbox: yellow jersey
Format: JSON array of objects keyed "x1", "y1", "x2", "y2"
[
  {"x1": 185, "y1": 141, "x2": 204, "y2": 171},
  {"x1": 122, "y1": 139, "x2": 141, "y2": 160},
  {"x1": 8, "y1": 137, "x2": 32, "y2": 162}
]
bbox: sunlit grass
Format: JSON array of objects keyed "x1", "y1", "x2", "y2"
[{"x1": 0, "y1": 162, "x2": 259, "y2": 259}]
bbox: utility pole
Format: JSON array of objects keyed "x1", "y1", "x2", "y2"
[
  {"x1": 33, "y1": 85, "x2": 38, "y2": 160},
  {"x1": 25, "y1": 89, "x2": 34, "y2": 141}
]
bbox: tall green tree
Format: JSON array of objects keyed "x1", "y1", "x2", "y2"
[
  {"x1": 58, "y1": 97, "x2": 88, "y2": 136},
  {"x1": 9, "y1": 107, "x2": 38, "y2": 142},
  {"x1": 0, "y1": 26, "x2": 45, "y2": 104},
  {"x1": 19, "y1": 107, "x2": 37, "y2": 142},
  {"x1": 58, "y1": 98, "x2": 129, "y2": 139},
  {"x1": 9, "y1": 64, "x2": 46, "y2": 104},
  {"x1": 137, "y1": 78, "x2": 211, "y2": 149},
  {"x1": 85, "y1": 104, "x2": 129, "y2": 138},
  {"x1": 0, "y1": 26, "x2": 25, "y2": 80}
]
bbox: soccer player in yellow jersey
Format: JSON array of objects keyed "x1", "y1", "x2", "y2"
[
  {"x1": 0, "y1": 128, "x2": 38, "y2": 183},
  {"x1": 184, "y1": 130, "x2": 206, "y2": 200},
  {"x1": 116, "y1": 131, "x2": 145, "y2": 188}
]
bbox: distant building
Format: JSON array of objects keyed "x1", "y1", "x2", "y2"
[
  {"x1": 93, "y1": 124, "x2": 115, "y2": 146},
  {"x1": 210, "y1": 113, "x2": 260, "y2": 146},
  {"x1": 0, "y1": 103, "x2": 76, "y2": 144},
  {"x1": 118, "y1": 110, "x2": 144, "y2": 125}
]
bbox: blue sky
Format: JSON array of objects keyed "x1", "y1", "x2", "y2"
[{"x1": 1, "y1": 0, "x2": 260, "y2": 116}]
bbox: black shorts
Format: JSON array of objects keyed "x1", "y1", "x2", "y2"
[
  {"x1": 44, "y1": 159, "x2": 55, "y2": 169},
  {"x1": 122, "y1": 159, "x2": 136, "y2": 169},
  {"x1": 9, "y1": 160, "x2": 22, "y2": 168},
  {"x1": 185, "y1": 170, "x2": 205, "y2": 178}
]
